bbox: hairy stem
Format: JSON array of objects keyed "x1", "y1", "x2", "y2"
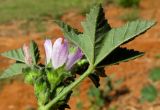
[{"x1": 45, "y1": 65, "x2": 95, "y2": 110}]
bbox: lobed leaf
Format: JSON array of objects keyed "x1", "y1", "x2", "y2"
[{"x1": 59, "y1": 5, "x2": 155, "y2": 66}]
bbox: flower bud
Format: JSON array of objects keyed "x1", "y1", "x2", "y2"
[{"x1": 23, "y1": 44, "x2": 32, "y2": 65}]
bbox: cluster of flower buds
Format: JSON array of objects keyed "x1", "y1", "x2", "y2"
[{"x1": 22, "y1": 37, "x2": 83, "y2": 109}]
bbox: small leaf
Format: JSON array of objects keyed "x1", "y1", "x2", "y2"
[
  {"x1": 140, "y1": 84, "x2": 158, "y2": 102},
  {"x1": 29, "y1": 40, "x2": 40, "y2": 64},
  {"x1": 0, "y1": 63, "x2": 27, "y2": 79},
  {"x1": 1, "y1": 48, "x2": 25, "y2": 63},
  {"x1": 98, "y1": 47, "x2": 144, "y2": 67},
  {"x1": 149, "y1": 68, "x2": 160, "y2": 82}
]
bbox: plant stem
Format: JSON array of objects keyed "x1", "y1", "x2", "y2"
[
  {"x1": 38, "y1": 106, "x2": 48, "y2": 110},
  {"x1": 45, "y1": 65, "x2": 95, "y2": 110}
]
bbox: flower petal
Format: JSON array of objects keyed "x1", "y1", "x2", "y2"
[
  {"x1": 23, "y1": 44, "x2": 32, "y2": 65},
  {"x1": 44, "y1": 39, "x2": 53, "y2": 64},
  {"x1": 52, "y1": 38, "x2": 69, "y2": 69},
  {"x1": 66, "y1": 48, "x2": 83, "y2": 70}
]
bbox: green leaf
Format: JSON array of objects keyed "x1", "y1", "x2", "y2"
[
  {"x1": 58, "y1": 5, "x2": 155, "y2": 66},
  {"x1": 95, "y1": 20, "x2": 155, "y2": 65},
  {"x1": 58, "y1": 5, "x2": 111, "y2": 65},
  {"x1": 0, "y1": 63, "x2": 27, "y2": 79},
  {"x1": 98, "y1": 47, "x2": 144, "y2": 67},
  {"x1": 1, "y1": 48, "x2": 25, "y2": 63},
  {"x1": 29, "y1": 40, "x2": 40, "y2": 65},
  {"x1": 149, "y1": 68, "x2": 160, "y2": 82},
  {"x1": 47, "y1": 67, "x2": 72, "y2": 91},
  {"x1": 140, "y1": 84, "x2": 158, "y2": 102},
  {"x1": 80, "y1": 5, "x2": 111, "y2": 64}
]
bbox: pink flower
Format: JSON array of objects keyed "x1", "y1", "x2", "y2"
[
  {"x1": 44, "y1": 39, "x2": 52, "y2": 64},
  {"x1": 44, "y1": 38, "x2": 83, "y2": 70}
]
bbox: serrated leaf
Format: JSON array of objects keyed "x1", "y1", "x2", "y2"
[
  {"x1": 29, "y1": 40, "x2": 40, "y2": 65},
  {"x1": 140, "y1": 84, "x2": 158, "y2": 102},
  {"x1": 1, "y1": 48, "x2": 25, "y2": 63},
  {"x1": 95, "y1": 20, "x2": 155, "y2": 65},
  {"x1": 80, "y1": 5, "x2": 111, "y2": 64},
  {"x1": 98, "y1": 47, "x2": 144, "y2": 67},
  {"x1": 58, "y1": 5, "x2": 111, "y2": 65},
  {"x1": 0, "y1": 63, "x2": 27, "y2": 79},
  {"x1": 58, "y1": 5, "x2": 155, "y2": 66}
]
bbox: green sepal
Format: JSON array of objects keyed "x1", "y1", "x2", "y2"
[
  {"x1": 46, "y1": 67, "x2": 72, "y2": 91},
  {"x1": 23, "y1": 67, "x2": 41, "y2": 85}
]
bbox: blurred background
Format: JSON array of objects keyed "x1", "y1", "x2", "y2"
[{"x1": 0, "y1": 0, "x2": 160, "y2": 110}]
